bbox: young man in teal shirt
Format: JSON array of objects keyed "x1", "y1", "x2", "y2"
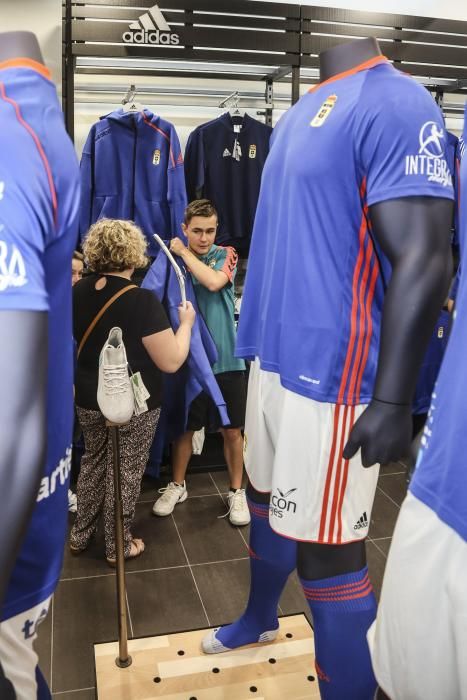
[{"x1": 153, "y1": 199, "x2": 250, "y2": 526}]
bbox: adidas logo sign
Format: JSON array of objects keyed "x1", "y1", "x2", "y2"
[
  {"x1": 223, "y1": 148, "x2": 231, "y2": 157},
  {"x1": 122, "y1": 4, "x2": 180, "y2": 46},
  {"x1": 353, "y1": 512, "x2": 368, "y2": 530}
]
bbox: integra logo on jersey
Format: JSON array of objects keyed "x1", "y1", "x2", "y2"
[
  {"x1": 405, "y1": 122, "x2": 452, "y2": 187},
  {"x1": 122, "y1": 4, "x2": 180, "y2": 45},
  {"x1": 37, "y1": 447, "x2": 72, "y2": 503},
  {"x1": 270, "y1": 487, "x2": 297, "y2": 518},
  {"x1": 0, "y1": 241, "x2": 27, "y2": 292},
  {"x1": 310, "y1": 95, "x2": 338, "y2": 127}
]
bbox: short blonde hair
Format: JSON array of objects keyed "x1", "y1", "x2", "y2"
[{"x1": 83, "y1": 219, "x2": 149, "y2": 273}]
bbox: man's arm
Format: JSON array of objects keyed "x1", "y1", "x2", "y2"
[{"x1": 170, "y1": 237, "x2": 229, "y2": 292}]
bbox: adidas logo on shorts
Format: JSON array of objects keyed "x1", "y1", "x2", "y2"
[{"x1": 353, "y1": 512, "x2": 368, "y2": 530}]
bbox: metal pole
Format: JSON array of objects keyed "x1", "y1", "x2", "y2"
[
  {"x1": 108, "y1": 423, "x2": 132, "y2": 668},
  {"x1": 291, "y1": 66, "x2": 300, "y2": 105}
]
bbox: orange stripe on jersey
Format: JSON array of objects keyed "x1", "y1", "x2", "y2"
[
  {"x1": 0, "y1": 58, "x2": 51, "y2": 81},
  {"x1": 345, "y1": 227, "x2": 373, "y2": 404},
  {"x1": 337, "y1": 181, "x2": 368, "y2": 404},
  {"x1": 318, "y1": 404, "x2": 341, "y2": 542},
  {"x1": 355, "y1": 262, "x2": 379, "y2": 403},
  {"x1": 0, "y1": 81, "x2": 58, "y2": 227},
  {"x1": 456, "y1": 157, "x2": 461, "y2": 220},
  {"x1": 336, "y1": 404, "x2": 356, "y2": 543},
  {"x1": 308, "y1": 55, "x2": 388, "y2": 93},
  {"x1": 220, "y1": 246, "x2": 238, "y2": 283}
]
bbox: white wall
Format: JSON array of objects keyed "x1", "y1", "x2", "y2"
[{"x1": 0, "y1": 0, "x2": 62, "y2": 89}]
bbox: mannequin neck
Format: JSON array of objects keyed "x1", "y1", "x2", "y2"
[
  {"x1": 0, "y1": 32, "x2": 44, "y2": 64},
  {"x1": 319, "y1": 38, "x2": 382, "y2": 82}
]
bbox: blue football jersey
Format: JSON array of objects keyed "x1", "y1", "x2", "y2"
[
  {"x1": 410, "y1": 103, "x2": 467, "y2": 542},
  {"x1": 412, "y1": 310, "x2": 450, "y2": 416},
  {"x1": 0, "y1": 60, "x2": 79, "y2": 619},
  {"x1": 236, "y1": 56, "x2": 454, "y2": 405}
]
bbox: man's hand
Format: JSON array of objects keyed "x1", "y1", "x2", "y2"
[
  {"x1": 343, "y1": 399, "x2": 412, "y2": 467},
  {"x1": 170, "y1": 237, "x2": 187, "y2": 257}
]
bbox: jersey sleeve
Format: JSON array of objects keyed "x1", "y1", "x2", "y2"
[
  {"x1": 79, "y1": 125, "x2": 95, "y2": 241},
  {"x1": 139, "y1": 288, "x2": 171, "y2": 337},
  {"x1": 0, "y1": 129, "x2": 50, "y2": 312},
  {"x1": 167, "y1": 123, "x2": 187, "y2": 237},
  {"x1": 184, "y1": 127, "x2": 205, "y2": 201},
  {"x1": 212, "y1": 246, "x2": 238, "y2": 283},
  {"x1": 357, "y1": 75, "x2": 455, "y2": 207}
]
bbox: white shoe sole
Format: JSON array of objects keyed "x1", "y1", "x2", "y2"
[
  {"x1": 229, "y1": 514, "x2": 251, "y2": 527},
  {"x1": 152, "y1": 489, "x2": 188, "y2": 516},
  {"x1": 201, "y1": 627, "x2": 278, "y2": 654}
]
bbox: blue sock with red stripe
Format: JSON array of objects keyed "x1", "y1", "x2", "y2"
[
  {"x1": 214, "y1": 498, "x2": 297, "y2": 649},
  {"x1": 300, "y1": 567, "x2": 377, "y2": 700}
]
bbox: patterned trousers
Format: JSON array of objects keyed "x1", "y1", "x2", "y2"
[{"x1": 70, "y1": 407, "x2": 160, "y2": 560}]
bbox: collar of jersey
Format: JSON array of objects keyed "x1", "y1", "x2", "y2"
[
  {"x1": 219, "y1": 112, "x2": 251, "y2": 134},
  {"x1": 308, "y1": 55, "x2": 389, "y2": 93},
  {"x1": 0, "y1": 58, "x2": 51, "y2": 81}
]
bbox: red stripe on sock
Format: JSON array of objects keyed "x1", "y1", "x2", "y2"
[
  {"x1": 304, "y1": 584, "x2": 373, "y2": 602},
  {"x1": 302, "y1": 573, "x2": 370, "y2": 594}
]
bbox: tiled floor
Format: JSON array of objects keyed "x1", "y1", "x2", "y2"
[{"x1": 36, "y1": 458, "x2": 409, "y2": 698}]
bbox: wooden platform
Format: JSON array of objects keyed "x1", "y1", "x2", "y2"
[{"x1": 94, "y1": 613, "x2": 320, "y2": 699}]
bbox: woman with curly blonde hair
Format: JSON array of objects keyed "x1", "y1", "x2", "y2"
[{"x1": 70, "y1": 219, "x2": 195, "y2": 565}]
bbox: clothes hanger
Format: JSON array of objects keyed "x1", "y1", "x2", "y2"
[
  {"x1": 121, "y1": 84, "x2": 144, "y2": 113},
  {"x1": 218, "y1": 91, "x2": 244, "y2": 118}
]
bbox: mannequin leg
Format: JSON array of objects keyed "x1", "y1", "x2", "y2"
[
  {"x1": 298, "y1": 540, "x2": 377, "y2": 700},
  {"x1": 203, "y1": 483, "x2": 297, "y2": 652}
]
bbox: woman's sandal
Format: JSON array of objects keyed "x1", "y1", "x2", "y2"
[
  {"x1": 106, "y1": 538, "x2": 145, "y2": 568},
  {"x1": 69, "y1": 543, "x2": 87, "y2": 556}
]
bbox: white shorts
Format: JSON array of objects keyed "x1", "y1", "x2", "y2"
[
  {"x1": 244, "y1": 360, "x2": 379, "y2": 543},
  {"x1": 369, "y1": 492, "x2": 467, "y2": 700},
  {"x1": 0, "y1": 596, "x2": 51, "y2": 700}
]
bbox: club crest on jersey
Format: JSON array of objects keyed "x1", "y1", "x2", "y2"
[
  {"x1": 310, "y1": 94, "x2": 337, "y2": 127},
  {"x1": 152, "y1": 149, "x2": 161, "y2": 165},
  {"x1": 438, "y1": 326, "x2": 444, "y2": 338},
  {"x1": 249, "y1": 144, "x2": 257, "y2": 159},
  {"x1": 405, "y1": 121, "x2": 452, "y2": 187}
]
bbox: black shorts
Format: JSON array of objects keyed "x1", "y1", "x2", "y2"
[{"x1": 187, "y1": 371, "x2": 247, "y2": 431}]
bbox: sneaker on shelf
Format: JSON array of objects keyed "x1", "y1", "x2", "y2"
[
  {"x1": 227, "y1": 488, "x2": 250, "y2": 527},
  {"x1": 68, "y1": 489, "x2": 77, "y2": 513},
  {"x1": 97, "y1": 327, "x2": 134, "y2": 424},
  {"x1": 152, "y1": 481, "x2": 188, "y2": 516}
]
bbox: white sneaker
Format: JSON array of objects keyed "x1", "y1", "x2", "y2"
[
  {"x1": 97, "y1": 327, "x2": 134, "y2": 424},
  {"x1": 202, "y1": 626, "x2": 278, "y2": 654},
  {"x1": 68, "y1": 489, "x2": 77, "y2": 513},
  {"x1": 152, "y1": 481, "x2": 188, "y2": 516},
  {"x1": 227, "y1": 488, "x2": 250, "y2": 526}
]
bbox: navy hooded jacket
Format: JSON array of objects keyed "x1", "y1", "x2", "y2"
[{"x1": 80, "y1": 109, "x2": 187, "y2": 255}]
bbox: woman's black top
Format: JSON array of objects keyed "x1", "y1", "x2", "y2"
[{"x1": 73, "y1": 274, "x2": 170, "y2": 411}]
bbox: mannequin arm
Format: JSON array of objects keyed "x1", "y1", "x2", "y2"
[
  {"x1": 0, "y1": 311, "x2": 47, "y2": 607},
  {"x1": 344, "y1": 196, "x2": 453, "y2": 467}
]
